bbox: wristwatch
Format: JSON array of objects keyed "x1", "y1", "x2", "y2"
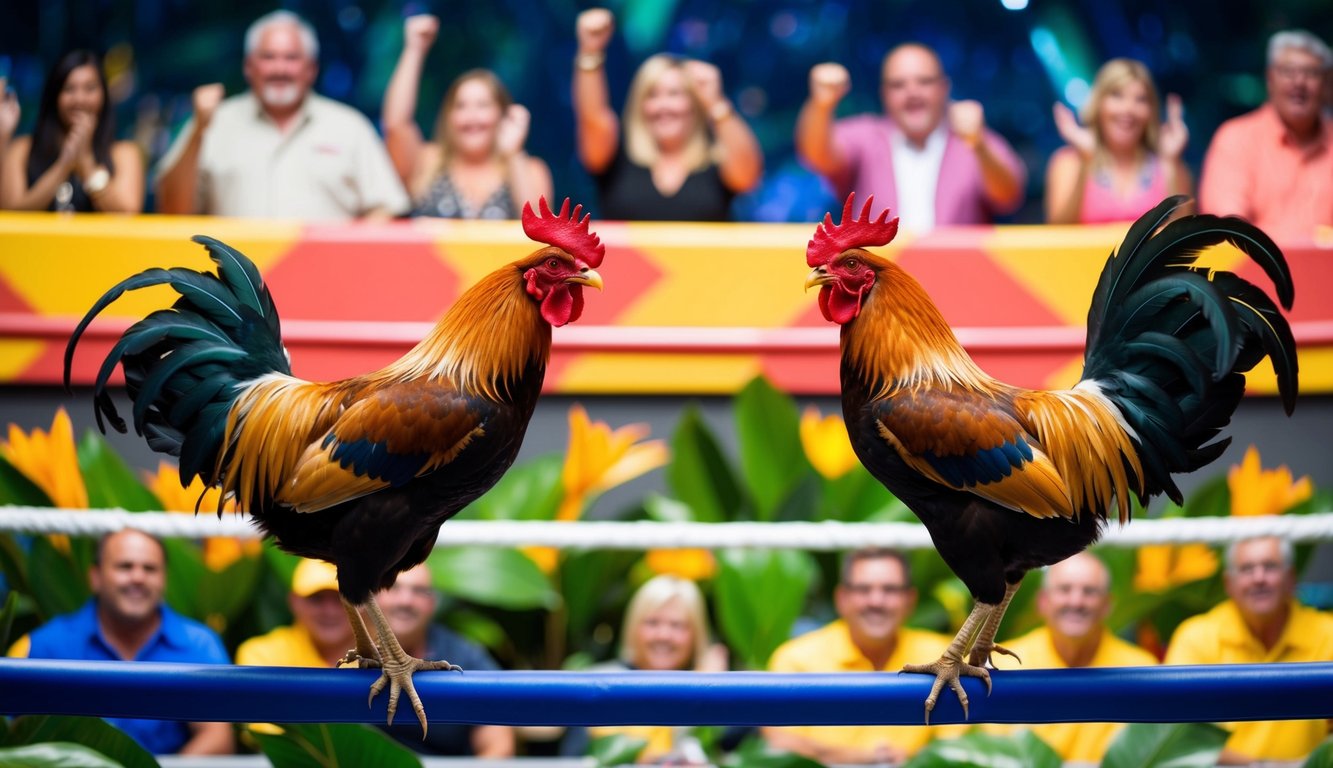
[
  {"x1": 84, "y1": 166, "x2": 111, "y2": 197},
  {"x1": 575, "y1": 52, "x2": 605, "y2": 72}
]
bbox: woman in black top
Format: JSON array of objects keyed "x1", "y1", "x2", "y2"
[
  {"x1": 572, "y1": 8, "x2": 763, "y2": 222},
  {"x1": 0, "y1": 50, "x2": 143, "y2": 212}
]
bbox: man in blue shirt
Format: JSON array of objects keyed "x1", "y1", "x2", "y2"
[{"x1": 8, "y1": 528, "x2": 234, "y2": 755}]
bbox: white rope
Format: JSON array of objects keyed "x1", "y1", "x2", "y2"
[{"x1": 2, "y1": 506, "x2": 1332, "y2": 549}]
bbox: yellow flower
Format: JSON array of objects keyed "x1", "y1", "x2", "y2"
[
  {"x1": 1227, "y1": 445, "x2": 1313, "y2": 517},
  {"x1": 522, "y1": 546, "x2": 559, "y2": 575},
  {"x1": 799, "y1": 406, "x2": 859, "y2": 479},
  {"x1": 144, "y1": 461, "x2": 260, "y2": 571},
  {"x1": 645, "y1": 548, "x2": 716, "y2": 581},
  {"x1": 1134, "y1": 543, "x2": 1219, "y2": 592},
  {"x1": 2, "y1": 407, "x2": 88, "y2": 509},
  {"x1": 560, "y1": 404, "x2": 668, "y2": 521}
]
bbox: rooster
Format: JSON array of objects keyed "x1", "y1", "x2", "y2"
[
  {"x1": 64, "y1": 198, "x2": 605, "y2": 733},
  {"x1": 805, "y1": 194, "x2": 1297, "y2": 721}
]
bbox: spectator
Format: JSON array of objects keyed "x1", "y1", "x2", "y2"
[
  {"x1": 1199, "y1": 30, "x2": 1332, "y2": 241},
  {"x1": 796, "y1": 44, "x2": 1025, "y2": 231},
  {"x1": 235, "y1": 558, "x2": 353, "y2": 668},
  {"x1": 1045, "y1": 58, "x2": 1191, "y2": 224},
  {"x1": 0, "y1": 51, "x2": 143, "y2": 213},
  {"x1": 573, "y1": 7, "x2": 763, "y2": 221},
  {"x1": 762, "y1": 547, "x2": 962, "y2": 764},
  {"x1": 989, "y1": 552, "x2": 1157, "y2": 764},
  {"x1": 6, "y1": 529, "x2": 233, "y2": 755},
  {"x1": 376, "y1": 563, "x2": 515, "y2": 757},
  {"x1": 568, "y1": 574, "x2": 729, "y2": 762},
  {"x1": 1165, "y1": 535, "x2": 1333, "y2": 764},
  {"x1": 155, "y1": 10, "x2": 408, "y2": 220},
  {"x1": 382, "y1": 15, "x2": 551, "y2": 219}
]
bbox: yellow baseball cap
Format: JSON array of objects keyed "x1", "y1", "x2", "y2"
[{"x1": 291, "y1": 559, "x2": 340, "y2": 598}]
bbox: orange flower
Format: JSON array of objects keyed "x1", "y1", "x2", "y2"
[
  {"x1": 1134, "y1": 543, "x2": 1219, "y2": 592},
  {"x1": 645, "y1": 548, "x2": 716, "y2": 581},
  {"x1": 144, "y1": 461, "x2": 259, "y2": 571},
  {"x1": 522, "y1": 546, "x2": 559, "y2": 575},
  {"x1": 560, "y1": 404, "x2": 668, "y2": 521},
  {"x1": 2, "y1": 407, "x2": 88, "y2": 509},
  {"x1": 1227, "y1": 445, "x2": 1313, "y2": 517},
  {"x1": 799, "y1": 406, "x2": 859, "y2": 479}
]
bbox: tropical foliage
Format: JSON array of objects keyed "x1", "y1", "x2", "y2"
[{"x1": 0, "y1": 379, "x2": 1326, "y2": 765}]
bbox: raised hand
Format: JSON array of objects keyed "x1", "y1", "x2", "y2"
[
  {"x1": 684, "y1": 60, "x2": 724, "y2": 110},
  {"x1": 0, "y1": 79, "x2": 19, "y2": 140},
  {"x1": 403, "y1": 14, "x2": 439, "y2": 53},
  {"x1": 948, "y1": 100, "x2": 987, "y2": 148},
  {"x1": 59, "y1": 111, "x2": 96, "y2": 171},
  {"x1": 576, "y1": 8, "x2": 614, "y2": 54},
  {"x1": 496, "y1": 104, "x2": 531, "y2": 158},
  {"x1": 1158, "y1": 93, "x2": 1188, "y2": 160},
  {"x1": 193, "y1": 83, "x2": 225, "y2": 129},
  {"x1": 1052, "y1": 102, "x2": 1095, "y2": 157},
  {"x1": 808, "y1": 62, "x2": 850, "y2": 108}
]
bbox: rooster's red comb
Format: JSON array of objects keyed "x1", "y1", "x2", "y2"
[
  {"x1": 522, "y1": 197, "x2": 605, "y2": 268},
  {"x1": 806, "y1": 193, "x2": 900, "y2": 268}
]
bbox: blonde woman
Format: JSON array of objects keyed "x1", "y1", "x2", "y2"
[
  {"x1": 578, "y1": 575, "x2": 728, "y2": 762},
  {"x1": 573, "y1": 7, "x2": 762, "y2": 221},
  {"x1": 383, "y1": 14, "x2": 551, "y2": 219},
  {"x1": 1045, "y1": 58, "x2": 1190, "y2": 224}
]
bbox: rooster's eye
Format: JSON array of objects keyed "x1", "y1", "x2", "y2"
[
  {"x1": 547, "y1": 259, "x2": 560, "y2": 270},
  {"x1": 844, "y1": 259, "x2": 858, "y2": 270}
]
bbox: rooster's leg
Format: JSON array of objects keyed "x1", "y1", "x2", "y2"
[
  {"x1": 338, "y1": 598, "x2": 382, "y2": 668},
  {"x1": 967, "y1": 581, "x2": 1022, "y2": 669},
  {"x1": 901, "y1": 601, "x2": 994, "y2": 723},
  {"x1": 362, "y1": 594, "x2": 461, "y2": 736}
]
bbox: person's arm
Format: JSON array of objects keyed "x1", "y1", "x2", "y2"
[
  {"x1": 795, "y1": 63, "x2": 850, "y2": 178},
  {"x1": 88, "y1": 141, "x2": 145, "y2": 213},
  {"x1": 156, "y1": 84, "x2": 223, "y2": 215},
  {"x1": 950, "y1": 100, "x2": 1025, "y2": 213},
  {"x1": 383, "y1": 14, "x2": 437, "y2": 190},
  {"x1": 353, "y1": 115, "x2": 411, "y2": 220},
  {"x1": 0, "y1": 114, "x2": 95, "y2": 211},
  {"x1": 180, "y1": 721, "x2": 234, "y2": 755},
  {"x1": 0, "y1": 80, "x2": 18, "y2": 185},
  {"x1": 1198, "y1": 119, "x2": 1249, "y2": 219},
  {"x1": 1044, "y1": 147, "x2": 1088, "y2": 224},
  {"x1": 471, "y1": 724, "x2": 516, "y2": 758},
  {"x1": 684, "y1": 60, "x2": 762, "y2": 193},
  {"x1": 495, "y1": 104, "x2": 554, "y2": 211},
  {"x1": 572, "y1": 8, "x2": 619, "y2": 175}
]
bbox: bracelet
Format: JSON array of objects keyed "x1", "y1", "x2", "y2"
[
  {"x1": 708, "y1": 100, "x2": 734, "y2": 124},
  {"x1": 575, "y1": 52, "x2": 605, "y2": 72},
  {"x1": 84, "y1": 166, "x2": 111, "y2": 197}
]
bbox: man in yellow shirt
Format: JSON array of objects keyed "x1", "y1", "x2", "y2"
[
  {"x1": 1165, "y1": 535, "x2": 1333, "y2": 764},
  {"x1": 236, "y1": 558, "x2": 354, "y2": 668},
  {"x1": 763, "y1": 547, "x2": 961, "y2": 764},
  {"x1": 991, "y1": 552, "x2": 1156, "y2": 764}
]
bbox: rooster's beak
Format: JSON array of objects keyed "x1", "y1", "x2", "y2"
[
  {"x1": 567, "y1": 268, "x2": 604, "y2": 291},
  {"x1": 806, "y1": 267, "x2": 833, "y2": 291}
]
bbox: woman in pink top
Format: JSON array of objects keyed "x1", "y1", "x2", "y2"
[{"x1": 1045, "y1": 59, "x2": 1191, "y2": 224}]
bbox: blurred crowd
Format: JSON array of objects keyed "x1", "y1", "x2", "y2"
[{"x1": 0, "y1": 7, "x2": 1330, "y2": 241}]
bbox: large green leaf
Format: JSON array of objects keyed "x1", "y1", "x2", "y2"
[
  {"x1": 462, "y1": 454, "x2": 564, "y2": 521},
  {"x1": 715, "y1": 549, "x2": 816, "y2": 669},
  {"x1": 560, "y1": 549, "x2": 638, "y2": 647},
  {"x1": 26, "y1": 538, "x2": 89, "y2": 619},
  {"x1": 0, "y1": 742, "x2": 128, "y2": 768},
  {"x1": 667, "y1": 405, "x2": 746, "y2": 523},
  {"x1": 1101, "y1": 722, "x2": 1228, "y2": 768},
  {"x1": 720, "y1": 733, "x2": 827, "y2": 768},
  {"x1": 733, "y1": 377, "x2": 812, "y2": 521},
  {"x1": 1303, "y1": 737, "x2": 1333, "y2": 767},
  {"x1": 161, "y1": 539, "x2": 206, "y2": 620},
  {"x1": 8, "y1": 715, "x2": 157, "y2": 768},
  {"x1": 819, "y1": 468, "x2": 913, "y2": 523},
  {"x1": 0, "y1": 535, "x2": 31, "y2": 598},
  {"x1": 251, "y1": 723, "x2": 421, "y2": 768},
  {"x1": 0, "y1": 592, "x2": 17, "y2": 656},
  {"x1": 77, "y1": 432, "x2": 161, "y2": 512},
  {"x1": 0, "y1": 454, "x2": 53, "y2": 506},
  {"x1": 904, "y1": 730, "x2": 1061, "y2": 768},
  {"x1": 588, "y1": 733, "x2": 648, "y2": 767},
  {"x1": 429, "y1": 547, "x2": 560, "y2": 610}
]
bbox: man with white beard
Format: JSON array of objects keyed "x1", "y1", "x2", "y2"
[
  {"x1": 988, "y1": 552, "x2": 1156, "y2": 765},
  {"x1": 155, "y1": 10, "x2": 408, "y2": 219}
]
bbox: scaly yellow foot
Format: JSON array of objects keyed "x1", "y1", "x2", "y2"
[
  {"x1": 968, "y1": 641, "x2": 1021, "y2": 669},
  {"x1": 901, "y1": 654, "x2": 991, "y2": 724}
]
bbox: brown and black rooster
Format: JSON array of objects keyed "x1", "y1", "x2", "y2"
[
  {"x1": 805, "y1": 194, "x2": 1297, "y2": 720},
  {"x1": 64, "y1": 198, "x2": 605, "y2": 732}
]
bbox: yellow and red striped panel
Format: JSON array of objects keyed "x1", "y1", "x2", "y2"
[{"x1": 2, "y1": 213, "x2": 1329, "y2": 395}]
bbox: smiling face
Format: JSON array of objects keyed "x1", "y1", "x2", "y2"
[
  {"x1": 521, "y1": 247, "x2": 604, "y2": 326},
  {"x1": 1037, "y1": 553, "x2": 1111, "y2": 642},
  {"x1": 57, "y1": 64, "x2": 104, "y2": 129},
  {"x1": 641, "y1": 66, "x2": 698, "y2": 151},
  {"x1": 881, "y1": 45, "x2": 949, "y2": 144},
  {"x1": 244, "y1": 22, "x2": 316, "y2": 113},
  {"x1": 835, "y1": 555, "x2": 916, "y2": 652},
  {"x1": 446, "y1": 76, "x2": 505, "y2": 160},
  {"x1": 1097, "y1": 78, "x2": 1153, "y2": 152},
  {"x1": 1267, "y1": 46, "x2": 1327, "y2": 131},
  {"x1": 90, "y1": 530, "x2": 165, "y2": 627},
  {"x1": 630, "y1": 598, "x2": 696, "y2": 671},
  {"x1": 1225, "y1": 536, "x2": 1295, "y2": 622}
]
